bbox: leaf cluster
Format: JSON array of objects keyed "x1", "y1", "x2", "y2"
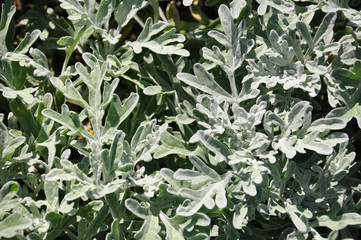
[{"x1": 1, "y1": 0, "x2": 361, "y2": 239}]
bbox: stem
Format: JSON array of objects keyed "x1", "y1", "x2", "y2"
[
  {"x1": 65, "y1": 228, "x2": 78, "y2": 240},
  {"x1": 232, "y1": 172, "x2": 242, "y2": 180},
  {"x1": 61, "y1": 51, "x2": 72, "y2": 76},
  {"x1": 134, "y1": 15, "x2": 145, "y2": 28},
  {"x1": 159, "y1": 7, "x2": 168, "y2": 22},
  {"x1": 285, "y1": 88, "x2": 293, "y2": 112},
  {"x1": 61, "y1": 25, "x2": 87, "y2": 75},
  {"x1": 228, "y1": 72, "x2": 238, "y2": 100},
  {"x1": 92, "y1": 108, "x2": 103, "y2": 182},
  {"x1": 0, "y1": 165, "x2": 6, "y2": 183}
]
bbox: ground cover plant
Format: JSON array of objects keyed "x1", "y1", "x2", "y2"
[{"x1": 1, "y1": 0, "x2": 361, "y2": 239}]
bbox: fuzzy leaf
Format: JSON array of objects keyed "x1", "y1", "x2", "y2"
[
  {"x1": 125, "y1": 199, "x2": 161, "y2": 240},
  {"x1": 197, "y1": 130, "x2": 232, "y2": 162},
  {"x1": 0, "y1": 213, "x2": 32, "y2": 238},
  {"x1": 316, "y1": 213, "x2": 361, "y2": 231},
  {"x1": 115, "y1": 0, "x2": 148, "y2": 28},
  {"x1": 127, "y1": 18, "x2": 189, "y2": 56},
  {"x1": 14, "y1": 29, "x2": 41, "y2": 54},
  {"x1": 154, "y1": 131, "x2": 198, "y2": 158},
  {"x1": 313, "y1": 12, "x2": 336, "y2": 46},
  {"x1": 50, "y1": 77, "x2": 88, "y2": 108},
  {"x1": 177, "y1": 64, "x2": 233, "y2": 102},
  {"x1": 0, "y1": 119, "x2": 7, "y2": 155},
  {"x1": 176, "y1": 173, "x2": 231, "y2": 216},
  {"x1": 103, "y1": 93, "x2": 139, "y2": 142},
  {"x1": 0, "y1": 0, "x2": 16, "y2": 55},
  {"x1": 230, "y1": 0, "x2": 247, "y2": 19},
  {"x1": 42, "y1": 105, "x2": 94, "y2": 140}
]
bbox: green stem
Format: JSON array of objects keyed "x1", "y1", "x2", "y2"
[
  {"x1": 228, "y1": 72, "x2": 238, "y2": 100},
  {"x1": 61, "y1": 51, "x2": 72, "y2": 76},
  {"x1": 61, "y1": 25, "x2": 88, "y2": 75},
  {"x1": 285, "y1": 88, "x2": 293, "y2": 112},
  {"x1": 159, "y1": 7, "x2": 168, "y2": 22},
  {"x1": 0, "y1": 165, "x2": 6, "y2": 183},
  {"x1": 134, "y1": 15, "x2": 145, "y2": 28},
  {"x1": 65, "y1": 228, "x2": 78, "y2": 240},
  {"x1": 92, "y1": 114, "x2": 103, "y2": 182}
]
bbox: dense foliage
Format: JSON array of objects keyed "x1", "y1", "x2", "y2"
[{"x1": 1, "y1": 0, "x2": 361, "y2": 239}]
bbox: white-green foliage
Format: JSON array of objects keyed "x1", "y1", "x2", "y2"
[{"x1": 0, "y1": 0, "x2": 361, "y2": 239}]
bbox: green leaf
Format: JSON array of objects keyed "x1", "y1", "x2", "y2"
[
  {"x1": 0, "y1": 0, "x2": 16, "y2": 55},
  {"x1": 115, "y1": 0, "x2": 148, "y2": 28},
  {"x1": 46, "y1": 159, "x2": 92, "y2": 183},
  {"x1": 125, "y1": 199, "x2": 149, "y2": 219},
  {"x1": 160, "y1": 211, "x2": 210, "y2": 239},
  {"x1": 37, "y1": 130, "x2": 61, "y2": 169},
  {"x1": 0, "y1": 60, "x2": 27, "y2": 89},
  {"x1": 84, "y1": 205, "x2": 109, "y2": 239},
  {"x1": 0, "y1": 181, "x2": 18, "y2": 203},
  {"x1": 1, "y1": 135, "x2": 25, "y2": 160},
  {"x1": 297, "y1": 132, "x2": 333, "y2": 155},
  {"x1": 176, "y1": 173, "x2": 231, "y2": 216},
  {"x1": 50, "y1": 77, "x2": 88, "y2": 108},
  {"x1": 127, "y1": 18, "x2": 189, "y2": 56},
  {"x1": 282, "y1": 101, "x2": 311, "y2": 137},
  {"x1": 4, "y1": 50, "x2": 51, "y2": 77},
  {"x1": 0, "y1": 118, "x2": 8, "y2": 155},
  {"x1": 285, "y1": 203, "x2": 309, "y2": 233},
  {"x1": 95, "y1": 0, "x2": 112, "y2": 26},
  {"x1": 106, "y1": 219, "x2": 125, "y2": 240},
  {"x1": 0, "y1": 83, "x2": 37, "y2": 104},
  {"x1": 9, "y1": 99, "x2": 40, "y2": 137},
  {"x1": 59, "y1": 0, "x2": 84, "y2": 16},
  {"x1": 242, "y1": 179, "x2": 257, "y2": 196},
  {"x1": 159, "y1": 212, "x2": 185, "y2": 240},
  {"x1": 230, "y1": 0, "x2": 247, "y2": 19},
  {"x1": 177, "y1": 63, "x2": 233, "y2": 102},
  {"x1": 197, "y1": 130, "x2": 232, "y2": 162},
  {"x1": 42, "y1": 104, "x2": 94, "y2": 140},
  {"x1": 308, "y1": 118, "x2": 346, "y2": 132},
  {"x1": 44, "y1": 181, "x2": 59, "y2": 211},
  {"x1": 102, "y1": 79, "x2": 120, "y2": 108},
  {"x1": 327, "y1": 103, "x2": 361, "y2": 128},
  {"x1": 332, "y1": 68, "x2": 361, "y2": 88},
  {"x1": 257, "y1": 0, "x2": 294, "y2": 15},
  {"x1": 107, "y1": 51, "x2": 133, "y2": 77},
  {"x1": 143, "y1": 86, "x2": 162, "y2": 95},
  {"x1": 14, "y1": 29, "x2": 41, "y2": 54},
  {"x1": 0, "y1": 213, "x2": 32, "y2": 238},
  {"x1": 45, "y1": 212, "x2": 64, "y2": 240},
  {"x1": 103, "y1": 93, "x2": 139, "y2": 142},
  {"x1": 65, "y1": 183, "x2": 91, "y2": 201},
  {"x1": 125, "y1": 199, "x2": 161, "y2": 240},
  {"x1": 189, "y1": 155, "x2": 221, "y2": 181},
  {"x1": 57, "y1": 36, "x2": 74, "y2": 46},
  {"x1": 233, "y1": 204, "x2": 248, "y2": 229},
  {"x1": 354, "y1": 60, "x2": 361, "y2": 77},
  {"x1": 313, "y1": 12, "x2": 336, "y2": 46},
  {"x1": 78, "y1": 53, "x2": 104, "y2": 90},
  {"x1": 315, "y1": 213, "x2": 361, "y2": 231},
  {"x1": 218, "y1": 5, "x2": 236, "y2": 43},
  {"x1": 154, "y1": 131, "x2": 198, "y2": 159},
  {"x1": 103, "y1": 131, "x2": 125, "y2": 181},
  {"x1": 296, "y1": 21, "x2": 313, "y2": 47}
]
